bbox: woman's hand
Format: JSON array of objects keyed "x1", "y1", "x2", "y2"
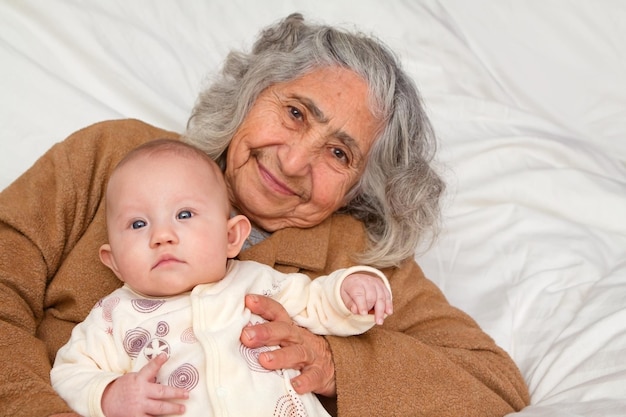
[{"x1": 241, "y1": 294, "x2": 337, "y2": 397}]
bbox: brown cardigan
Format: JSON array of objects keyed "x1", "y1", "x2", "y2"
[{"x1": 0, "y1": 119, "x2": 529, "y2": 417}]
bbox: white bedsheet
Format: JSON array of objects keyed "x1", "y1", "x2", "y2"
[{"x1": 2, "y1": 1, "x2": 626, "y2": 415}]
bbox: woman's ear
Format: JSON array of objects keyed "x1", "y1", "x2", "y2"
[
  {"x1": 226, "y1": 214, "x2": 252, "y2": 258},
  {"x1": 99, "y1": 243, "x2": 123, "y2": 282}
]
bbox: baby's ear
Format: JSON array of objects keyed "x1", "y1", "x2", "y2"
[
  {"x1": 226, "y1": 214, "x2": 252, "y2": 258},
  {"x1": 99, "y1": 243, "x2": 124, "y2": 282}
]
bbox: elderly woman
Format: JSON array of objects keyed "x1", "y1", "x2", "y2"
[{"x1": 0, "y1": 13, "x2": 529, "y2": 417}]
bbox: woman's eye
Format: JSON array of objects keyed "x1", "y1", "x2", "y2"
[
  {"x1": 177, "y1": 210, "x2": 192, "y2": 220},
  {"x1": 288, "y1": 106, "x2": 303, "y2": 120},
  {"x1": 131, "y1": 220, "x2": 146, "y2": 229},
  {"x1": 331, "y1": 147, "x2": 349, "y2": 164}
]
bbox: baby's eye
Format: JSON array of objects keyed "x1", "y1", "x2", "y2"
[
  {"x1": 131, "y1": 220, "x2": 146, "y2": 229},
  {"x1": 177, "y1": 210, "x2": 192, "y2": 220}
]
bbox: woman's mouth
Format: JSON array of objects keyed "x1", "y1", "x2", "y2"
[{"x1": 257, "y1": 161, "x2": 299, "y2": 197}]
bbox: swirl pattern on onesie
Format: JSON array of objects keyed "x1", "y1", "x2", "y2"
[
  {"x1": 99, "y1": 296, "x2": 119, "y2": 322},
  {"x1": 168, "y1": 363, "x2": 200, "y2": 391},
  {"x1": 131, "y1": 298, "x2": 165, "y2": 313},
  {"x1": 180, "y1": 327, "x2": 197, "y2": 344},
  {"x1": 239, "y1": 344, "x2": 273, "y2": 373},
  {"x1": 273, "y1": 392, "x2": 308, "y2": 417},
  {"x1": 123, "y1": 327, "x2": 150, "y2": 358},
  {"x1": 155, "y1": 321, "x2": 169, "y2": 337}
]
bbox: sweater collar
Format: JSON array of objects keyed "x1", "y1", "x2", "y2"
[{"x1": 237, "y1": 216, "x2": 332, "y2": 272}]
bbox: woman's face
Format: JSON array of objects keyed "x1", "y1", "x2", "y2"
[{"x1": 225, "y1": 66, "x2": 381, "y2": 231}]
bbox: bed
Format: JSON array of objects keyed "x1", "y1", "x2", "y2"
[{"x1": 2, "y1": 1, "x2": 625, "y2": 415}]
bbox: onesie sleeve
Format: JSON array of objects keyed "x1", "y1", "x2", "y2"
[
  {"x1": 275, "y1": 265, "x2": 390, "y2": 336},
  {"x1": 51, "y1": 299, "x2": 128, "y2": 417}
]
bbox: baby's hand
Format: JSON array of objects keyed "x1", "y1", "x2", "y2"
[
  {"x1": 101, "y1": 353, "x2": 189, "y2": 417},
  {"x1": 340, "y1": 273, "x2": 393, "y2": 325}
]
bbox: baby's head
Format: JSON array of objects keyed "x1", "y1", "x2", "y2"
[{"x1": 99, "y1": 139, "x2": 251, "y2": 296}]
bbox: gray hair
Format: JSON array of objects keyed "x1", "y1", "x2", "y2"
[{"x1": 183, "y1": 13, "x2": 444, "y2": 268}]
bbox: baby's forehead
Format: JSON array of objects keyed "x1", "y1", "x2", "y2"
[
  {"x1": 116, "y1": 144, "x2": 221, "y2": 177},
  {"x1": 108, "y1": 149, "x2": 229, "y2": 208},
  {"x1": 115, "y1": 139, "x2": 218, "y2": 170},
  {"x1": 112, "y1": 139, "x2": 220, "y2": 182}
]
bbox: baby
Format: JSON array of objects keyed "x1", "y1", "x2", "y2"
[{"x1": 51, "y1": 139, "x2": 392, "y2": 417}]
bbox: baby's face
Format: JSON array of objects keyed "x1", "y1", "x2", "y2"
[{"x1": 101, "y1": 152, "x2": 233, "y2": 296}]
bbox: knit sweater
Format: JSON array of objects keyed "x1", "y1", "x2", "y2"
[{"x1": 0, "y1": 119, "x2": 529, "y2": 417}]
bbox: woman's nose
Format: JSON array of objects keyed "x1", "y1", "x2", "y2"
[
  {"x1": 278, "y1": 136, "x2": 315, "y2": 177},
  {"x1": 150, "y1": 224, "x2": 178, "y2": 247}
]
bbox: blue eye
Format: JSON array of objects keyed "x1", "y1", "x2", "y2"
[
  {"x1": 131, "y1": 220, "x2": 146, "y2": 229},
  {"x1": 177, "y1": 210, "x2": 192, "y2": 220}
]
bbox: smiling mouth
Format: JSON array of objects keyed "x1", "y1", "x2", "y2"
[{"x1": 257, "y1": 161, "x2": 300, "y2": 197}]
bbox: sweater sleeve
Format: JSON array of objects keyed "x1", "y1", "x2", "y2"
[
  {"x1": 326, "y1": 258, "x2": 530, "y2": 417},
  {"x1": 0, "y1": 119, "x2": 175, "y2": 417},
  {"x1": 240, "y1": 213, "x2": 529, "y2": 416}
]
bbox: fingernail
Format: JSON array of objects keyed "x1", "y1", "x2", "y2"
[
  {"x1": 243, "y1": 328, "x2": 256, "y2": 341},
  {"x1": 261, "y1": 351, "x2": 274, "y2": 363}
]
